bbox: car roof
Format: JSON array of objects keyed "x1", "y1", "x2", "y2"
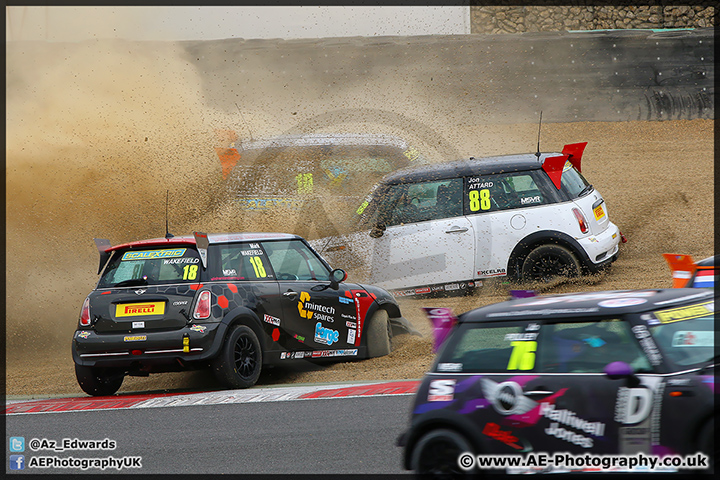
[
  {"x1": 380, "y1": 152, "x2": 558, "y2": 184},
  {"x1": 696, "y1": 255, "x2": 718, "y2": 267},
  {"x1": 106, "y1": 232, "x2": 301, "y2": 252},
  {"x1": 459, "y1": 288, "x2": 715, "y2": 323},
  {"x1": 237, "y1": 133, "x2": 411, "y2": 152}
]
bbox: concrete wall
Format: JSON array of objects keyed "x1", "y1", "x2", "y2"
[{"x1": 471, "y1": 3, "x2": 716, "y2": 34}]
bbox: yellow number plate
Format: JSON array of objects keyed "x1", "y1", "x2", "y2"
[
  {"x1": 593, "y1": 204, "x2": 605, "y2": 221},
  {"x1": 116, "y1": 302, "x2": 165, "y2": 317}
]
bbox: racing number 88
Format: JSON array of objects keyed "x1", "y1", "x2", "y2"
[
  {"x1": 249, "y1": 256, "x2": 267, "y2": 278},
  {"x1": 469, "y1": 189, "x2": 491, "y2": 212},
  {"x1": 507, "y1": 341, "x2": 536, "y2": 370}
]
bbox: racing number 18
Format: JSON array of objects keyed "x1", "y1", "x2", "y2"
[
  {"x1": 469, "y1": 189, "x2": 491, "y2": 211},
  {"x1": 249, "y1": 256, "x2": 267, "y2": 278},
  {"x1": 183, "y1": 264, "x2": 198, "y2": 280},
  {"x1": 507, "y1": 341, "x2": 536, "y2": 370}
]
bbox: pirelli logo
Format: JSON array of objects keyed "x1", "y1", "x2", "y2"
[
  {"x1": 654, "y1": 301, "x2": 714, "y2": 324},
  {"x1": 116, "y1": 302, "x2": 165, "y2": 317}
]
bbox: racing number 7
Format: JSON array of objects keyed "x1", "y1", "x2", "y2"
[{"x1": 507, "y1": 341, "x2": 536, "y2": 370}]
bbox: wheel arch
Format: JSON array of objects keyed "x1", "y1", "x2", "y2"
[
  {"x1": 506, "y1": 230, "x2": 590, "y2": 280},
  {"x1": 209, "y1": 307, "x2": 267, "y2": 361},
  {"x1": 403, "y1": 416, "x2": 483, "y2": 470}
]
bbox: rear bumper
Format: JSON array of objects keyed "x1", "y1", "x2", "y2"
[
  {"x1": 577, "y1": 221, "x2": 621, "y2": 272},
  {"x1": 72, "y1": 322, "x2": 226, "y2": 370}
]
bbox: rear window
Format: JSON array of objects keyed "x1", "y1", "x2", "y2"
[
  {"x1": 649, "y1": 301, "x2": 714, "y2": 369},
  {"x1": 559, "y1": 161, "x2": 592, "y2": 198},
  {"x1": 98, "y1": 247, "x2": 202, "y2": 288}
]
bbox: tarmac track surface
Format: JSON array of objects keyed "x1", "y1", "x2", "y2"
[{"x1": 5, "y1": 381, "x2": 417, "y2": 475}]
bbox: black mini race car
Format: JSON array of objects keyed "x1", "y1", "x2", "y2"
[
  {"x1": 399, "y1": 288, "x2": 715, "y2": 475},
  {"x1": 72, "y1": 232, "x2": 414, "y2": 396}
]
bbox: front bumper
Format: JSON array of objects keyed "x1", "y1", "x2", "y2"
[{"x1": 72, "y1": 322, "x2": 225, "y2": 370}]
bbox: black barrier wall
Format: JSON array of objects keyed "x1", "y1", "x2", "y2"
[{"x1": 183, "y1": 28, "x2": 714, "y2": 123}]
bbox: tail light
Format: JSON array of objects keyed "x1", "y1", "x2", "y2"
[
  {"x1": 79, "y1": 297, "x2": 91, "y2": 326},
  {"x1": 193, "y1": 291, "x2": 211, "y2": 319},
  {"x1": 572, "y1": 208, "x2": 589, "y2": 234}
]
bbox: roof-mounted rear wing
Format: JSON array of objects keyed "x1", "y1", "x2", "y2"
[
  {"x1": 94, "y1": 238, "x2": 112, "y2": 275},
  {"x1": 541, "y1": 142, "x2": 588, "y2": 189},
  {"x1": 193, "y1": 232, "x2": 209, "y2": 269}
]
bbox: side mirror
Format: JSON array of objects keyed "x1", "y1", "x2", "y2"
[
  {"x1": 329, "y1": 268, "x2": 347, "y2": 290},
  {"x1": 604, "y1": 361, "x2": 633, "y2": 379},
  {"x1": 369, "y1": 223, "x2": 386, "y2": 238}
]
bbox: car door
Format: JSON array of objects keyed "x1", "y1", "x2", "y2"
[
  {"x1": 529, "y1": 318, "x2": 660, "y2": 455},
  {"x1": 365, "y1": 178, "x2": 475, "y2": 291},
  {"x1": 262, "y1": 239, "x2": 358, "y2": 351}
]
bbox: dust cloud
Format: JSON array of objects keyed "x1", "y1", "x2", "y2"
[{"x1": 5, "y1": 36, "x2": 714, "y2": 396}]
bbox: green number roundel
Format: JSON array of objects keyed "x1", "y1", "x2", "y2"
[{"x1": 468, "y1": 189, "x2": 491, "y2": 212}]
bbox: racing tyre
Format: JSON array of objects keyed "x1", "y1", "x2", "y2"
[
  {"x1": 521, "y1": 244, "x2": 581, "y2": 282},
  {"x1": 411, "y1": 429, "x2": 475, "y2": 478},
  {"x1": 366, "y1": 309, "x2": 391, "y2": 358},
  {"x1": 75, "y1": 364, "x2": 124, "y2": 396},
  {"x1": 212, "y1": 325, "x2": 263, "y2": 389}
]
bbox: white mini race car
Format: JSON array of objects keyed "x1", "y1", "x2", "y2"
[{"x1": 317, "y1": 142, "x2": 626, "y2": 296}]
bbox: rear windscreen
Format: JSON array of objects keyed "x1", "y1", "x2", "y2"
[
  {"x1": 98, "y1": 247, "x2": 202, "y2": 288},
  {"x1": 560, "y1": 161, "x2": 592, "y2": 198}
]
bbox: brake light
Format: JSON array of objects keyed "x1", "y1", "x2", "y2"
[
  {"x1": 79, "y1": 297, "x2": 91, "y2": 326},
  {"x1": 193, "y1": 291, "x2": 211, "y2": 319},
  {"x1": 572, "y1": 208, "x2": 589, "y2": 234}
]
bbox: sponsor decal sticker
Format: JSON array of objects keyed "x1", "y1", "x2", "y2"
[
  {"x1": 339, "y1": 296, "x2": 354, "y2": 305},
  {"x1": 298, "y1": 292, "x2": 335, "y2": 322},
  {"x1": 414, "y1": 287, "x2": 431, "y2": 295},
  {"x1": 77, "y1": 331, "x2": 91, "y2": 339},
  {"x1": 345, "y1": 321, "x2": 357, "y2": 329},
  {"x1": 263, "y1": 314, "x2": 281, "y2": 326},
  {"x1": 671, "y1": 330, "x2": 713, "y2": 347},
  {"x1": 444, "y1": 283, "x2": 460, "y2": 291},
  {"x1": 437, "y1": 362, "x2": 463, "y2": 372},
  {"x1": 483, "y1": 422, "x2": 524, "y2": 450},
  {"x1": 293, "y1": 334, "x2": 305, "y2": 343},
  {"x1": 121, "y1": 249, "x2": 186, "y2": 261},
  {"x1": 478, "y1": 269, "x2": 506, "y2": 277},
  {"x1": 172, "y1": 300, "x2": 188, "y2": 306},
  {"x1": 521, "y1": 195, "x2": 541, "y2": 205},
  {"x1": 631, "y1": 325, "x2": 663, "y2": 366},
  {"x1": 541, "y1": 403, "x2": 606, "y2": 448},
  {"x1": 190, "y1": 325, "x2": 207, "y2": 333},
  {"x1": 314, "y1": 322, "x2": 339, "y2": 346},
  {"x1": 428, "y1": 379, "x2": 456, "y2": 402},
  {"x1": 116, "y1": 302, "x2": 165, "y2": 317},
  {"x1": 598, "y1": 298, "x2": 647, "y2": 308},
  {"x1": 132, "y1": 321, "x2": 145, "y2": 329},
  {"x1": 163, "y1": 257, "x2": 199, "y2": 264},
  {"x1": 123, "y1": 335, "x2": 147, "y2": 342},
  {"x1": 593, "y1": 204, "x2": 605, "y2": 221},
  {"x1": 347, "y1": 329, "x2": 356, "y2": 344},
  {"x1": 654, "y1": 301, "x2": 714, "y2": 324}
]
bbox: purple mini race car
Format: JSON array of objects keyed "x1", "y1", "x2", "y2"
[{"x1": 399, "y1": 288, "x2": 715, "y2": 475}]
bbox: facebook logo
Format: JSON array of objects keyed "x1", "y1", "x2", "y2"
[
  {"x1": 9, "y1": 455, "x2": 25, "y2": 470},
  {"x1": 9, "y1": 437, "x2": 25, "y2": 452}
]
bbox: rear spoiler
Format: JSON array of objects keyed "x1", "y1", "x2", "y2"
[
  {"x1": 542, "y1": 142, "x2": 588, "y2": 189},
  {"x1": 94, "y1": 238, "x2": 112, "y2": 275},
  {"x1": 662, "y1": 253, "x2": 696, "y2": 288}
]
